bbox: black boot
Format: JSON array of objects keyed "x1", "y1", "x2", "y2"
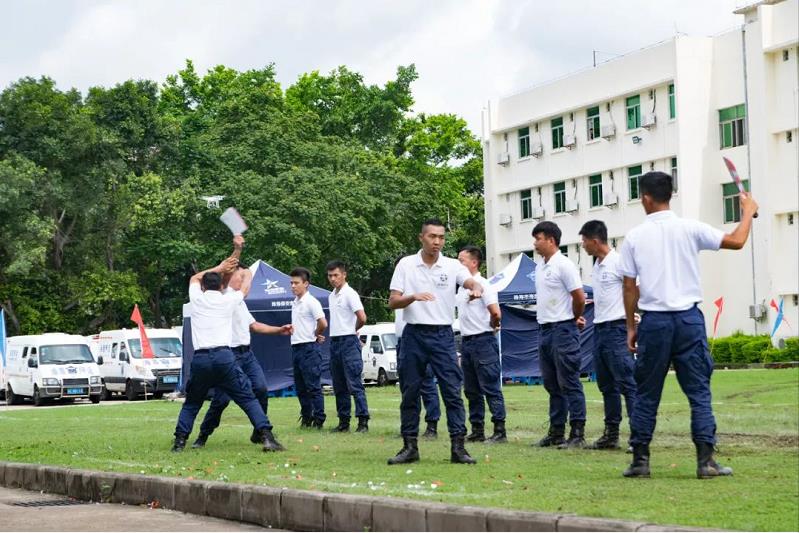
[
  {"x1": 299, "y1": 415, "x2": 313, "y2": 428},
  {"x1": 486, "y1": 421, "x2": 507, "y2": 444},
  {"x1": 171, "y1": 433, "x2": 188, "y2": 453},
  {"x1": 260, "y1": 429, "x2": 286, "y2": 452},
  {"x1": 387, "y1": 436, "x2": 420, "y2": 465},
  {"x1": 623, "y1": 444, "x2": 651, "y2": 478},
  {"x1": 535, "y1": 424, "x2": 565, "y2": 447},
  {"x1": 311, "y1": 418, "x2": 325, "y2": 430},
  {"x1": 330, "y1": 417, "x2": 350, "y2": 433},
  {"x1": 695, "y1": 442, "x2": 733, "y2": 479},
  {"x1": 422, "y1": 420, "x2": 438, "y2": 440},
  {"x1": 466, "y1": 421, "x2": 485, "y2": 442},
  {"x1": 191, "y1": 433, "x2": 209, "y2": 449},
  {"x1": 559, "y1": 420, "x2": 586, "y2": 449},
  {"x1": 250, "y1": 429, "x2": 261, "y2": 444},
  {"x1": 591, "y1": 423, "x2": 620, "y2": 450},
  {"x1": 450, "y1": 434, "x2": 477, "y2": 464},
  {"x1": 355, "y1": 416, "x2": 369, "y2": 433}
]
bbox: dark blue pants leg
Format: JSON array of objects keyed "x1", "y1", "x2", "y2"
[
  {"x1": 198, "y1": 390, "x2": 231, "y2": 437},
  {"x1": 553, "y1": 322, "x2": 586, "y2": 422},
  {"x1": 343, "y1": 336, "x2": 369, "y2": 418},
  {"x1": 421, "y1": 365, "x2": 440, "y2": 422},
  {"x1": 292, "y1": 345, "x2": 313, "y2": 420},
  {"x1": 461, "y1": 347, "x2": 485, "y2": 425},
  {"x1": 595, "y1": 325, "x2": 621, "y2": 425},
  {"x1": 175, "y1": 355, "x2": 215, "y2": 437},
  {"x1": 295, "y1": 343, "x2": 325, "y2": 422},
  {"x1": 473, "y1": 336, "x2": 506, "y2": 423},
  {"x1": 239, "y1": 350, "x2": 271, "y2": 427},
  {"x1": 422, "y1": 327, "x2": 467, "y2": 436},
  {"x1": 539, "y1": 327, "x2": 568, "y2": 426},
  {"x1": 330, "y1": 340, "x2": 351, "y2": 419}
]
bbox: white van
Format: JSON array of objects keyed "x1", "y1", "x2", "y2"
[
  {"x1": 91, "y1": 329, "x2": 182, "y2": 401},
  {"x1": 5, "y1": 333, "x2": 103, "y2": 406},
  {"x1": 359, "y1": 323, "x2": 399, "y2": 386}
]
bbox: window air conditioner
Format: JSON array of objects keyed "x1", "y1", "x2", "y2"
[
  {"x1": 497, "y1": 152, "x2": 510, "y2": 165},
  {"x1": 531, "y1": 206, "x2": 545, "y2": 219},
  {"x1": 600, "y1": 124, "x2": 616, "y2": 139},
  {"x1": 603, "y1": 192, "x2": 619, "y2": 206},
  {"x1": 499, "y1": 214, "x2": 512, "y2": 227},
  {"x1": 642, "y1": 113, "x2": 657, "y2": 129},
  {"x1": 565, "y1": 200, "x2": 579, "y2": 213},
  {"x1": 563, "y1": 134, "x2": 576, "y2": 148},
  {"x1": 531, "y1": 141, "x2": 544, "y2": 157},
  {"x1": 749, "y1": 304, "x2": 766, "y2": 320}
]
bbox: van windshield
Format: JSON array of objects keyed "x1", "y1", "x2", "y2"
[
  {"x1": 381, "y1": 334, "x2": 398, "y2": 351},
  {"x1": 129, "y1": 338, "x2": 182, "y2": 359},
  {"x1": 39, "y1": 344, "x2": 95, "y2": 365}
]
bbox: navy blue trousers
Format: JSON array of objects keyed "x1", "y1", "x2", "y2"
[
  {"x1": 397, "y1": 338, "x2": 441, "y2": 422},
  {"x1": 631, "y1": 306, "x2": 717, "y2": 445},
  {"x1": 539, "y1": 320, "x2": 586, "y2": 426},
  {"x1": 198, "y1": 347, "x2": 271, "y2": 436},
  {"x1": 593, "y1": 321, "x2": 637, "y2": 427},
  {"x1": 174, "y1": 347, "x2": 268, "y2": 437},
  {"x1": 399, "y1": 324, "x2": 466, "y2": 437},
  {"x1": 292, "y1": 342, "x2": 326, "y2": 422},
  {"x1": 461, "y1": 333, "x2": 506, "y2": 424},
  {"x1": 330, "y1": 335, "x2": 369, "y2": 419}
]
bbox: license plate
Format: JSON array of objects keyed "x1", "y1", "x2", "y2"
[
  {"x1": 66, "y1": 388, "x2": 85, "y2": 395},
  {"x1": 163, "y1": 376, "x2": 178, "y2": 384}
]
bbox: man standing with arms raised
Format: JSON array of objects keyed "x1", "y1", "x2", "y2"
[
  {"x1": 532, "y1": 222, "x2": 587, "y2": 449},
  {"x1": 326, "y1": 260, "x2": 370, "y2": 433},
  {"x1": 387, "y1": 218, "x2": 484, "y2": 465},
  {"x1": 579, "y1": 220, "x2": 637, "y2": 450},
  {"x1": 456, "y1": 246, "x2": 506, "y2": 444},
  {"x1": 620, "y1": 171, "x2": 756, "y2": 479}
]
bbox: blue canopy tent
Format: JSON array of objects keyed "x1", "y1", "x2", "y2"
[
  {"x1": 181, "y1": 261, "x2": 332, "y2": 393},
  {"x1": 487, "y1": 253, "x2": 595, "y2": 379}
]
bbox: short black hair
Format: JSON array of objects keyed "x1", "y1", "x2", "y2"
[
  {"x1": 459, "y1": 245, "x2": 482, "y2": 266},
  {"x1": 326, "y1": 260, "x2": 347, "y2": 273},
  {"x1": 639, "y1": 171, "x2": 673, "y2": 203},
  {"x1": 289, "y1": 267, "x2": 311, "y2": 283},
  {"x1": 578, "y1": 220, "x2": 608, "y2": 243},
  {"x1": 421, "y1": 218, "x2": 446, "y2": 233},
  {"x1": 201, "y1": 271, "x2": 223, "y2": 291},
  {"x1": 532, "y1": 221, "x2": 562, "y2": 246}
]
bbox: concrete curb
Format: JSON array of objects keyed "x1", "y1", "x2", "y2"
[{"x1": 0, "y1": 461, "x2": 719, "y2": 532}]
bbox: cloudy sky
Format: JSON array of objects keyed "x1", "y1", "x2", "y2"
[{"x1": 1, "y1": 0, "x2": 743, "y2": 134}]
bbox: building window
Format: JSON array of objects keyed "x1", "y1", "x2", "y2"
[
  {"x1": 719, "y1": 104, "x2": 746, "y2": 149},
  {"x1": 626, "y1": 95, "x2": 641, "y2": 130},
  {"x1": 559, "y1": 245, "x2": 568, "y2": 257},
  {"x1": 552, "y1": 117, "x2": 564, "y2": 149},
  {"x1": 788, "y1": 131, "x2": 793, "y2": 143},
  {"x1": 668, "y1": 84, "x2": 676, "y2": 119},
  {"x1": 589, "y1": 174, "x2": 603, "y2": 208},
  {"x1": 520, "y1": 189, "x2": 533, "y2": 220},
  {"x1": 783, "y1": 49, "x2": 790, "y2": 61},
  {"x1": 628, "y1": 165, "x2": 643, "y2": 201},
  {"x1": 722, "y1": 180, "x2": 750, "y2": 223},
  {"x1": 586, "y1": 106, "x2": 600, "y2": 140},
  {"x1": 671, "y1": 157, "x2": 678, "y2": 192},
  {"x1": 554, "y1": 181, "x2": 566, "y2": 213},
  {"x1": 518, "y1": 127, "x2": 530, "y2": 158}
]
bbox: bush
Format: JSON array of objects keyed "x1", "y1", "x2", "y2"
[
  {"x1": 762, "y1": 347, "x2": 789, "y2": 363},
  {"x1": 782, "y1": 337, "x2": 799, "y2": 361},
  {"x1": 711, "y1": 338, "x2": 732, "y2": 363},
  {"x1": 741, "y1": 338, "x2": 771, "y2": 363},
  {"x1": 728, "y1": 336, "x2": 753, "y2": 363}
]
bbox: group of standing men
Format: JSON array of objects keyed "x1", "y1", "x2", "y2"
[{"x1": 171, "y1": 169, "x2": 758, "y2": 479}]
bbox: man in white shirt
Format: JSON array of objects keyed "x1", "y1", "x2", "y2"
[
  {"x1": 620, "y1": 171, "x2": 757, "y2": 479},
  {"x1": 326, "y1": 260, "x2": 370, "y2": 433},
  {"x1": 579, "y1": 220, "x2": 637, "y2": 451},
  {"x1": 193, "y1": 264, "x2": 293, "y2": 452},
  {"x1": 532, "y1": 221, "x2": 587, "y2": 449},
  {"x1": 172, "y1": 236, "x2": 278, "y2": 453},
  {"x1": 387, "y1": 218, "x2": 485, "y2": 465},
  {"x1": 456, "y1": 246, "x2": 506, "y2": 444},
  {"x1": 290, "y1": 267, "x2": 328, "y2": 429}
]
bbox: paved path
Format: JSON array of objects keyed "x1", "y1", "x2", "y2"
[{"x1": 0, "y1": 486, "x2": 272, "y2": 531}]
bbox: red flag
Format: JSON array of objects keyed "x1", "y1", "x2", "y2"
[
  {"x1": 130, "y1": 304, "x2": 154, "y2": 359},
  {"x1": 712, "y1": 297, "x2": 724, "y2": 338}
]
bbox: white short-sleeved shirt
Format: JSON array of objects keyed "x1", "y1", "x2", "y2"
[
  {"x1": 291, "y1": 292, "x2": 326, "y2": 345},
  {"x1": 591, "y1": 250, "x2": 626, "y2": 324},
  {"x1": 394, "y1": 308, "x2": 406, "y2": 338},
  {"x1": 390, "y1": 251, "x2": 472, "y2": 326},
  {"x1": 619, "y1": 210, "x2": 724, "y2": 312},
  {"x1": 224, "y1": 288, "x2": 256, "y2": 347},
  {"x1": 189, "y1": 284, "x2": 244, "y2": 350},
  {"x1": 457, "y1": 274, "x2": 498, "y2": 336},
  {"x1": 535, "y1": 251, "x2": 583, "y2": 324},
  {"x1": 329, "y1": 283, "x2": 364, "y2": 337}
]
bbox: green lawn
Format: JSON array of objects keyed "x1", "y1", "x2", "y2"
[{"x1": 1, "y1": 368, "x2": 797, "y2": 531}]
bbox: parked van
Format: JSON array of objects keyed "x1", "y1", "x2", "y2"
[
  {"x1": 359, "y1": 323, "x2": 399, "y2": 386},
  {"x1": 90, "y1": 329, "x2": 182, "y2": 401},
  {"x1": 5, "y1": 333, "x2": 103, "y2": 406}
]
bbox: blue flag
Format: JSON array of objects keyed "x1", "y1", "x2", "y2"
[{"x1": 770, "y1": 298, "x2": 784, "y2": 337}]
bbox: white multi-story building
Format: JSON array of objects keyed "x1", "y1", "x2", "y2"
[{"x1": 481, "y1": 0, "x2": 798, "y2": 338}]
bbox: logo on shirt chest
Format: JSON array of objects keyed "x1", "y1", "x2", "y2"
[{"x1": 435, "y1": 273, "x2": 449, "y2": 289}]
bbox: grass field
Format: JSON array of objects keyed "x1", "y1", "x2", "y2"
[{"x1": 0, "y1": 368, "x2": 797, "y2": 531}]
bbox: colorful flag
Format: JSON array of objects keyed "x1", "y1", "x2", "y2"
[
  {"x1": 770, "y1": 298, "x2": 792, "y2": 336},
  {"x1": 712, "y1": 297, "x2": 724, "y2": 338},
  {"x1": 130, "y1": 304, "x2": 155, "y2": 359}
]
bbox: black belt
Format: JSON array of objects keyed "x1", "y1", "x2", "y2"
[
  {"x1": 540, "y1": 319, "x2": 574, "y2": 330},
  {"x1": 462, "y1": 331, "x2": 494, "y2": 341},
  {"x1": 595, "y1": 319, "x2": 626, "y2": 327},
  {"x1": 406, "y1": 323, "x2": 449, "y2": 331},
  {"x1": 331, "y1": 335, "x2": 357, "y2": 341},
  {"x1": 194, "y1": 346, "x2": 229, "y2": 355},
  {"x1": 232, "y1": 345, "x2": 251, "y2": 354}
]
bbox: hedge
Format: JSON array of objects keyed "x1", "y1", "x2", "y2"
[{"x1": 710, "y1": 334, "x2": 797, "y2": 364}]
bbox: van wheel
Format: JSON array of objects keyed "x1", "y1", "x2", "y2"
[
  {"x1": 33, "y1": 386, "x2": 45, "y2": 407},
  {"x1": 377, "y1": 368, "x2": 388, "y2": 387},
  {"x1": 6, "y1": 384, "x2": 21, "y2": 405},
  {"x1": 102, "y1": 386, "x2": 112, "y2": 401},
  {"x1": 125, "y1": 380, "x2": 138, "y2": 401},
  {"x1": 89, "y1": 395, "x2": 101, "y2": 404}
]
